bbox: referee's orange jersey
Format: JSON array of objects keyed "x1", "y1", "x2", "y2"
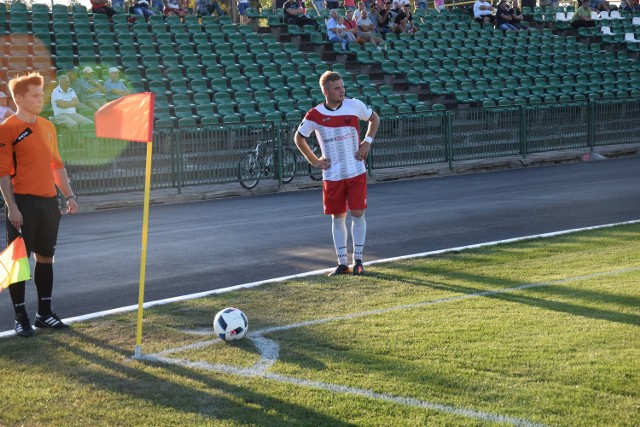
[{"x1": 0, "y1": 116, "x2": 64, "y2": 198}]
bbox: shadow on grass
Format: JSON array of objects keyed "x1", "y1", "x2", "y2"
[
  {"x1": 13, "y1": 330, "x2": 357, "y2": 427},
  {"x1": 369, "y1": 261, "x2": 640, "y2": 327}
]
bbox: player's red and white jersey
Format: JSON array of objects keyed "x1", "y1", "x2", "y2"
[{"x1": 298, "y1": 98, "x2": 373, "y2": 181}]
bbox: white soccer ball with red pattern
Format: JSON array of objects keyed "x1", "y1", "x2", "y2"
[{"x1": 213, "y1": 307, "x2": 248, "y2": 341}]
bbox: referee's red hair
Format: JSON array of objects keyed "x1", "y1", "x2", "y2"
[{"x1": 8, "y1": 72, "x2": 43, "y2": 98}]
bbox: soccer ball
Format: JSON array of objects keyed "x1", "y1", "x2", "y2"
[{"x1": 213, "y1": 307, "x2": 248, "y2": 341}]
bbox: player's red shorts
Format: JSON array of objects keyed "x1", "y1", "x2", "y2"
[{"x1": 323, "y1": 172, "x2": 367, "y2": 215}]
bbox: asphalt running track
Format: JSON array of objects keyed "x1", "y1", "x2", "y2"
[{"x1": 1, "y1": 156, "x2": 639, "y2": 332}]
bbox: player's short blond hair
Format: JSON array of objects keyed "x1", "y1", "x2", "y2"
[
  {"x1": 8, "y1": 72, "x2": 44, "y2": 99},
  {"x1": 319, "y1": 71, "x2": 343, "y2": 91}
]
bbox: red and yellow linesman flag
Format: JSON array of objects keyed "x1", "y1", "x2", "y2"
[
  {"x1": 94, "y1": 92, "x2": 155, "y2": 143},
  {"x1": 0, "y1": 236, "x2": 31, "y2": 292}
]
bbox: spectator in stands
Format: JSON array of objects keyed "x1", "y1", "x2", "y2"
[
  {"x1": 344, "y1": 9, "x2": 360, "y2": 40},
  {"x1": 344, "y1": 0, "x2": 357, "y2": 10},
  {"x1": 0, "y1": 92, "x2": 15, "y2": 121},
  {"x1": 51, "y1": 76, "x2": 94, "y2": 131},
  {"x1": 327, "y1": 10, "x2": 357, "y2": 50},
  {"x1": 152, "y1": 0, "x2": 165, "y2": 11},
  {"x1": 392, "y1": 0, "x2": 409, "y2": 15},
  {"x1": 132, "y1": 0, "x2": 155, "y2": 20},
  {"x1": 473, "y1": 0, "x2": 495, "y2": 27},
  {"x1": 357, "y1": 10, "x2": 385, "y2": 47},
  {"x1": 66, "y1": 67, "x2": 93, "y2": 115},
  {"x1": 368, "y1": 4, "x2": 381, "y2": 31},
  {"x1": 393, "y1": 4, "x2": 414, "y2": 34},
  {"x1": 193, "y1": 0, "x2": 227, "y2": 17},
  {"x1": 104, "y1": 68, "x2": 130, "y2": 102},
  {"x1": 354, "y1": 1, "x2": 367, "y2": 19},
  {"x1": 509, "y1": 0, "x2": 526, "y2": 30},
  {"x1": 90, "y1": 0, "x2": 118, "y2": 19},
  {"x1": 433, "y1": 0, "x2": 444, "y2": 12},
  {"x1": 237, "y1": 0, "x2": 251, "y2": 24},
  {"x1": 283, "y1": 0, "x2": 320, "y2": 28},
  {"x1": 571, "y1": 0, "x2": 596, "y2": 28},
  {"x1": 495, "y1": 0, "x2": 518, "y2": 31},
  {"x1": 326, "y1": 0, "x2": 340, "y2": 10},
  {"x1": 589, "y1": 0, "x2": 610, "y2": 12},
  {"x1": 621, "y1": 0, "x2": 640, "y2": 11},
  {"x1": 377, "y1": 2, "x2": 394, "y2": 34},
  {"x1": 77, "y1": 67, "x2": 107, "y2": 111},
  {"x1": 195, "y1": 0, "x2": 225, "y2": 16},
  {"x1": 164, "y1": 0, "x2": 190, "y2": 17}
]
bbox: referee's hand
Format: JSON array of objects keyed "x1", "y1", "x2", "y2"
[
  {"x1": 66, "y1": 198, "x2": 78, "y2": 214},
  {"x1": 7, "y1": 208, "x2": 23, "y2": 230}
]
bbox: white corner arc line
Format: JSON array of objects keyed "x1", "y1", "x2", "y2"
[{"x1": 1, "y1": 219, "x2": 638, "y2": 339}]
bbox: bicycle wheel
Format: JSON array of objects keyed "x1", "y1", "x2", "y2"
[
  {"x1": 281, "y1": 147, "x2": 297, "y2": 184},
  {"x1": 308, "y1": 145, "x2": 323, "y2": 181},
  {"x1": 238, "y1": 152, "x2": 261, "y2": 190}
]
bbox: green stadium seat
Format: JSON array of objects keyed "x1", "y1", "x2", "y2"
[
  {"x1": 190, "y1": 79, "x2": 213, "y2": 95},
  {"x1": 222, "y1": 114, "x2": 241, "y2": 124},
  {"x1": 200, "y1": 116, "x2": 221, "y2": 127},
  {"x1": 272, "y1": 89, "x2": 290, "y2": 103}
]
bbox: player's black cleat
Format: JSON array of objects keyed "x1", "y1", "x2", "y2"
[
  {"x1": 328, "y1": 264, "x2": 351, "y2": 276},
  {"x1": 34, "y1": 312, "x2": 69, "y2": 330},
  {"x1": 352, "y1": 260, "x2": 365, "y2": 275},
  {"x1": 15, "y1": 313, "x2": 35, "y2": 338}
]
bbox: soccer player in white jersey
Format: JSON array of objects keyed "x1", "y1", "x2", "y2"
[{"x1": 294, "y1": 71, "x2": 380, "y2": 276}]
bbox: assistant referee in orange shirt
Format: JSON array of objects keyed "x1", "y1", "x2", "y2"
[{"x1": 0, "y1": 72, "x2": 78, "y2": 337}]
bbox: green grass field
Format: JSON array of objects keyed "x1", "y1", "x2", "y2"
[{"x1": 1, "y1": 224, "x2": 638, "y2": 426}]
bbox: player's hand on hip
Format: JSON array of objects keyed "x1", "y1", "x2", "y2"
[{"x1": 313, "y1": 157, "x2": 331, "y2": 170}]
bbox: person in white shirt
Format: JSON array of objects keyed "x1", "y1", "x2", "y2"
[
  {"x1": 354, "y1": 0, "x2": 366, "y2": 19},
  {"x1": 294, "y1": 71, "x2": 380, "y2": 276},
  {"x1": 327, "y1": 9, "x2": 357, "y2": 50},
  {"x1": 51, "y1": 75, "x2": 93, "y2": 130},
  {"x1": 473, "y1": 0, "x2": 495, "y2": 26},
  {"x1": 357, "y1": 10, "x2": 385, "y2": 47},
  {"x1": 0, "y1": 92, "x2": 15, "y2": 121}
]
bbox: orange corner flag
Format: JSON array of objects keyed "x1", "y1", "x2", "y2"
[
  {"x1": 0, "y1": 236, "x2": 31, "y2": 292},
  {"x1": 94, "y1": 93, "x2": 155, "y2": 143}
]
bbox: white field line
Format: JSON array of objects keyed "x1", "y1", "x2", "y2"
[
  {"x1": 143, "y1": 353, "x2": 548, "y2": 427},
  {"x1": 141, "y1": 265, "x2": 638, "y2": 427},
  {"x1": 0, "y1": 218, "x2": 638, "y2": 340}
]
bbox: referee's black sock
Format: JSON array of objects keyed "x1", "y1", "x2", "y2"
[
  {"x1": 34, "y1": 262, "x2": 54, "y2": 316},
  {"x1": 9, "y1": 281, "x2": 28, "y2": 318}
]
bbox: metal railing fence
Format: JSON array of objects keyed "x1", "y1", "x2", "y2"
[{"x1": 59, "y1": 97, "x2": 640, "y2": 196}]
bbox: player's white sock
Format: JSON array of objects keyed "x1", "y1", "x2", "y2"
[
  {"x1": 332, "y1": 216, "x2": 348, "y2": 266},
  {"x1": 351, "y1": 214, "x2": 366, "y2": 263}
]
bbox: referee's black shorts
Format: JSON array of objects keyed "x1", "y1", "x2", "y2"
[{"x1": 7, "y1": 194, "x2": 61, "y2": 257}]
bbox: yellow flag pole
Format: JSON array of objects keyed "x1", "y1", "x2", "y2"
[{"x1": 134, "y1": 139, "x2": 153, "y2": 358}]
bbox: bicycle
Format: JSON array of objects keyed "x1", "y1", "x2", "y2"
[{"x1": 238, "y1": 133, "x2": 298, "y2": 190}]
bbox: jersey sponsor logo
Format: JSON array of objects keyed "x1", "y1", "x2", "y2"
[{"x1": 15, "y1": 128, "x2": 32, "y2": 144}]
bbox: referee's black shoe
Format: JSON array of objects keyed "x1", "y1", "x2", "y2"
[
  {"x1": 15, "y1": 313, "x2": 35, "y2": 338},
  {"x1": 34, "y1": 312, "x2": 69, "y2": 330}
]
